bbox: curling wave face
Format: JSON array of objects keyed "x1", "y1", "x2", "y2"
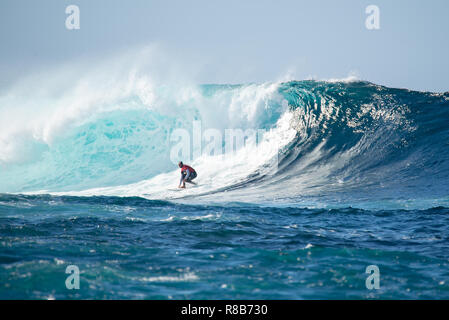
[{"x1": 1, "y1": 80, "x2": 448, "y2": 209}]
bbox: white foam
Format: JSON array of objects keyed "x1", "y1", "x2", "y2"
[
  {"x1": 134, "y1": 272, "x2": 199, "y2": 283},
  {"x1": 305, "y1": 71, "x2": 360, "y2": 83},
  {"x1": 0, "y1": 45, "x2": 198, "y2": 165}
]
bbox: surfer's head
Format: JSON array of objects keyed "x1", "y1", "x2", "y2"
[{"x1": 178, "y1": 161, "x2": 183, "y2": 168}]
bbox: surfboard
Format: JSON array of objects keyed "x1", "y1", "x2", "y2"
[{"x1": 168, "y1": 184, "x2": 199, "y2": 192}]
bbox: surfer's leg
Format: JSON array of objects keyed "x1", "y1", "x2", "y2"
[{"x1": 186, "y1": 171, "x2": 197, "y2": 184}]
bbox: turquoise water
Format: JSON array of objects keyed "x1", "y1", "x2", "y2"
[{"x1": 1, "y1": 81, "x2": 449, "y2": 299}]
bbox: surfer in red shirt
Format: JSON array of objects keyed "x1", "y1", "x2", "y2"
[{"x1": 178, "y1": 161, "x2": 197, "y2": 188}]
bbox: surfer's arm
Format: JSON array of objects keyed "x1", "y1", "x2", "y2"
[
  {"x1": 179, "y1": 172, "x2": 185, "y2": 186},
  {"x1": 184, "y1": 169, "x2": 191, "y2": 182}
]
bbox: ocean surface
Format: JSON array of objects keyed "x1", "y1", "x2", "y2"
[{"x1": 1, "y1": 80, "x2": 449, "y2": 299}]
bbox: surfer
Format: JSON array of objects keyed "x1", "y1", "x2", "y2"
[{"x1": 178, "y1": 161, "x2": 197, "y2": 188}]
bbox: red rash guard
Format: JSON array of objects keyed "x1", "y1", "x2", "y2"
[{"x1": 181, "y1": 165, "x2": 195, "y2": 174}]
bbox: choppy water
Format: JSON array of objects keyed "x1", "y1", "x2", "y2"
[{"x1": 1, "y1": 195, "x2": 449, "y2": 299}]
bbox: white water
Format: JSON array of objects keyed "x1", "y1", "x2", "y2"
[{"x1": 0, "y1": 47, "x2": 298, "y2": 195}]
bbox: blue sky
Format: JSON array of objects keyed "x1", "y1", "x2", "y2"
[{"x1": 0, "y1": 0, "x2": 448, "y2": 92}]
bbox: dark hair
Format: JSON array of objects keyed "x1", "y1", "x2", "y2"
[{"x1": 178, "y1": 161, "x2": 183, "y2": 166}]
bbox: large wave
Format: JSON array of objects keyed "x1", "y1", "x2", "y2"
[{"x1": 1, "y1": 63, "x2": 448, "y2": 208}]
